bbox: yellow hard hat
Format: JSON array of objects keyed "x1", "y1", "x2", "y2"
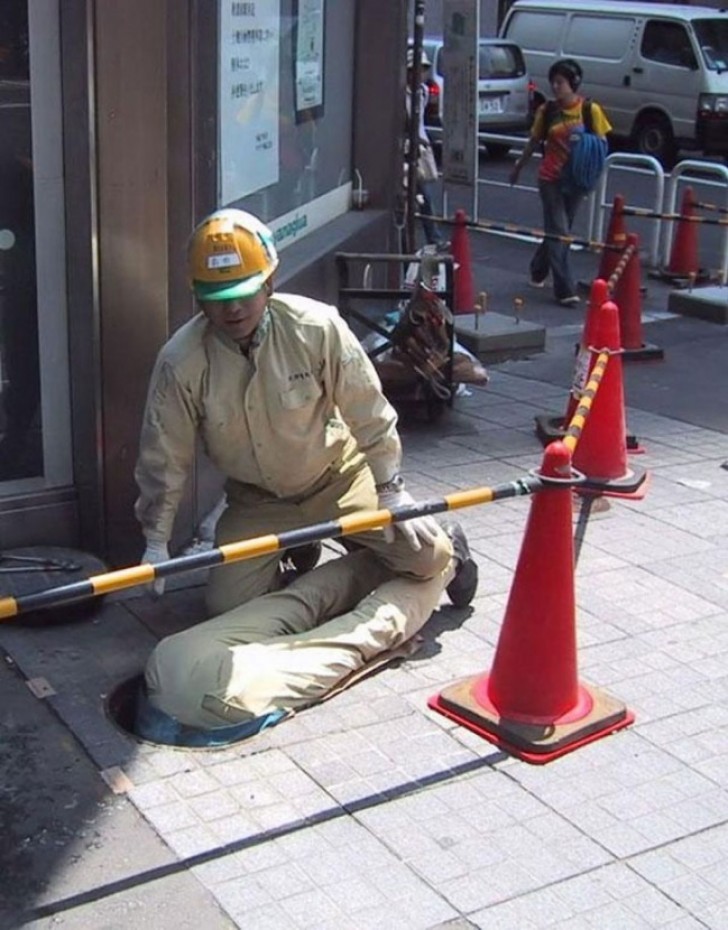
[{"x1": 188, "y1": 209, "x2": 279, "y2": 301}]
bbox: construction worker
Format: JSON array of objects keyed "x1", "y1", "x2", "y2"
[{"x1": 133, "y1": 208, "x2": 478, "y2": 744}]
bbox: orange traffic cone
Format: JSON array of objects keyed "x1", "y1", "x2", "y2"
[
  {"x1": 534, "y1": 278, "x2": 608, "y2": 445},
  {"x1": 429, "y1": 440, "x2": 634, "y2": 764},
  {"x1": 612, "y1": 233, "x2": 664, "y2": 362},
  {"x1": 451, "y1": 209, "x2": 475, "y2": 314},
  {"x1": 572, "y1": 300, "x2": 648, "y2": 498},
  {"x1": 667, "y1": 186, "x2": 700, "y2": 279},
  {"x1": 597, "y1": 194, "x2": 627, "y2": 282}
]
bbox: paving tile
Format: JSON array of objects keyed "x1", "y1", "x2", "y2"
[
  {"x1": 213, "y1": 875, "x2": 275, "y2": 919},
  {"x1": 165, "y1": 823, "x2": 220, "y2": 857},
  {"x1": 277, "y1": 888, "x2": 347, "y2": 927},
  {"x1": 192, "y1": 851, "x2": 250, "y2": 886}
]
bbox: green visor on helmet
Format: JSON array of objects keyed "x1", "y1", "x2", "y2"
[{"x1": 193, "y1": 271, "x2": 268, "y2": 301}]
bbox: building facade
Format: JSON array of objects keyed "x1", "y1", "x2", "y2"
[{"x1": 0, "y1": 0, "x2": 407, "y2": 566}]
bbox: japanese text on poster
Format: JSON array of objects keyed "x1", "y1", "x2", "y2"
[
  {"x1": 295, "y1": 0, "x2": 324, "y2": 118},
  {"x1": 219, "y1": 1, "x2": 281, "y2": 204}
]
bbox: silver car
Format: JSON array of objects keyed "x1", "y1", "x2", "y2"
[{"x1": 422, "y1": 37, "x2": 534, "y2": 157}]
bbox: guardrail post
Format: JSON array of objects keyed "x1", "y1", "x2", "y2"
[
  {"x1": 661, "y1": 160, "x2": 728, "y2": 282},
  {"x1": 591, "y1": 153, "x2": 665, "y2": 268}
]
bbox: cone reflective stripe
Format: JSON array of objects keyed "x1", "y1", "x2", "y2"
[
  {"x1": 572, "y1": 300, "x2": 648, "y2": 498},
  {"x1": 597, "y1": 194, "x2": 627, "y2": 282},
  {"x1": 429, "y1": 440, "x2": 634, "y2": 763},
  {"x1": 451, "y1": 209, "x2": 475, "y2": 314},
  {"x1": 668, "y1": 186, "x2": 700, "y2": 277},
  {"x1": 613, "y1": 233, "x2": 664, "y2": 362}
]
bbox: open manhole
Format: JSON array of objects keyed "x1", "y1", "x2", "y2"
[
  {"x1": 106, "y1": 674, "x2": 278, "y2": 751},
  {"x1": 106, "y1": 674, "x2": 145, "y2": 740},
  {"x1": 0, "y1": 546, "x2": 108, "y2": 625},
  {"x1": 106, "y1": 674, "x2": 195, "y2": 751}
]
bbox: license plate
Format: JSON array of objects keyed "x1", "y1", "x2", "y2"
[{"x1": 479, "y1": 96, "x2": 504, "y2": 115}]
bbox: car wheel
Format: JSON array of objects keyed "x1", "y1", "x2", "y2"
[
  {"x1": 486, "y1": 142, "x2": 512, "y2": 158},
  {"x1": 633, "y1": 114, "x2": 678, "y2": 169}
]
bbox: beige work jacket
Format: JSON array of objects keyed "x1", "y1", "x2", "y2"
[{"x1": 135, "y1": 293, "x2": 401, "y2": 541}]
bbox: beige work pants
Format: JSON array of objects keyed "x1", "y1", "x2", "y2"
[
  {"x1": 146, "y1": 548, "x2": 453, "y2": 728},
  {"x1": 205, "y1": 458, "x2": 452, "y2": 616}
]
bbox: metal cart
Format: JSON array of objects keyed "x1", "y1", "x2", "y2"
[{"x1": 335, "y1": 251, "x2": 456, "y2": 422}]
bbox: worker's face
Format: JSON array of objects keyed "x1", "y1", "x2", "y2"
[{"x1": 200, "y1": 282, "x2": 271, "y2": 345}]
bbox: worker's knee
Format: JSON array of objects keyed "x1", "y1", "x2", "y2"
[
  {"x1": 145, "y1": 631, "x2": 228, "y2": 727},
  {"x1": 400, "y1": 529, "x2": 453, "y2": 579},
  {"x1": 204, "y1": 555, "x2": 279, "y2": 616}
]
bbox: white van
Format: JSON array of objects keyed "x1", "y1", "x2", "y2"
[{"x1": 500, "y1": 1, "x2": 728, "y2": 167}]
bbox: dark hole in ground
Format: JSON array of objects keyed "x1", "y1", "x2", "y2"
[{"x1": 106, "y1": 673, "x2": 143, "y2": 739}]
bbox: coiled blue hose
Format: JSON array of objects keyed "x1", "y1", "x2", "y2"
[{"x1": 562, "y1": 127, "x2": 608, "y2": 194}]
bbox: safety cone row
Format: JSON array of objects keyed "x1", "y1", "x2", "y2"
[
  {"x1": 611, "y1": 233, "x2": 664, "y2": 362},
  {"x1": 451, "y1": 208, "x2": 475, "y2": 314},
  {"x1": 429, "y1": 440, "x2": 635, "y2": 764}
]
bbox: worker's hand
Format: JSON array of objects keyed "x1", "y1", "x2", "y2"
[
  {"x1": 141, "y1": 538, "x2": 170, "y2": 597},
  {"x1": 197, "y1": 496, "x2": 226, "y2": 543},
  {"x1": 377, "y1": 487, "x2": 440, "y2": 552}
]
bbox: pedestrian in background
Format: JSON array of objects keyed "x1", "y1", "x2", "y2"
[
  {"x1": 405, "y1": 47, "x2": 444, "y2": 248},
  {"x1": 509, "y1": 58, "x2": 611, "y2": 306}
]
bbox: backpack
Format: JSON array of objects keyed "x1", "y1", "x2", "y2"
[{"x1": 543, "y1": 98, "x2": 608, "y2": 194}]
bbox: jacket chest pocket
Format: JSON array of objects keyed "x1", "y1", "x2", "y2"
[{"x1": 278, "y1": 381, "x2": 322, "y2": 411}]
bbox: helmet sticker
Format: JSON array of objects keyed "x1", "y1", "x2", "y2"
[{"x1": 207, "y1": 252, "x2": 242, "y2": 270}]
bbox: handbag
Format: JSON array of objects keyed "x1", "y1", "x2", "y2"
[{"x1": 417, "y1": 141, "x2": 439, "y2": 183}]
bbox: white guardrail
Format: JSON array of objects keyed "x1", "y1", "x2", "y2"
[
  {"x1": 661, "y1": 160, "x2": 728, "y2": 282},
  {"x1": 589, "y1": 153, "x2": 665, "y2": 269},
  {"x1": 449, "y1": 137, "x2": 728, "y2": 280}
]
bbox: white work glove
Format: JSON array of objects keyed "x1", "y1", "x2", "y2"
[
  {"x1": 141, "y1": 537, "x2": 170, "y2": 598},
  {"x1": 197, "y1": 495, "x2": 226, "y2": 543},
  {"x1": 377, "y1": 485, "x2": 440, "y2": 552}
]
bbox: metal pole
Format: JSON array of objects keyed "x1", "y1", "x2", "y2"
[{"x1": 405, "y1": 0, "x2": 426, "y2": 254}]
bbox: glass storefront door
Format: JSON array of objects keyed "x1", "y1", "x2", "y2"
[
  {"x1": 0, "y1": 0, "x2": 71, "y2": 491},
  {"x1": 0, "y1": 1, "x2": 38, "y2": 481}
]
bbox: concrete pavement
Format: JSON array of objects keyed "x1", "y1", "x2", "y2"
[{"x1": 1, "y1": 231, "x2": 728, "y2": 929}]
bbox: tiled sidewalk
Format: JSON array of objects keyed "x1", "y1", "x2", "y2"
[{"x1": 3, "y1": 370, "x2": 728, "y2": 929}]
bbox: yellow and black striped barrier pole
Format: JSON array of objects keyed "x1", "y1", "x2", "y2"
[
  {"x1": 0, "y1": 476, "x2": 550, "y2": 621},
  {"x1": 562, "y1": 350, "x2": 611, "y2": 455},
  {"x1": 606, "y1": 242, "x2": 637, "y2": 293},
  {"x1": 693, "y1": 200, "x2": 728, "y2": 216},
  {"x1": 621, "y1": 206, "x2": 728, "y2": 227},
  {"x1": 419, "y1": 213, "x2": 627, "y2": 253}
]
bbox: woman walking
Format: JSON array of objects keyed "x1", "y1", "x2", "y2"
[{"x1": 509, "y1": 58, "x2": 611, "y2": 306}]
